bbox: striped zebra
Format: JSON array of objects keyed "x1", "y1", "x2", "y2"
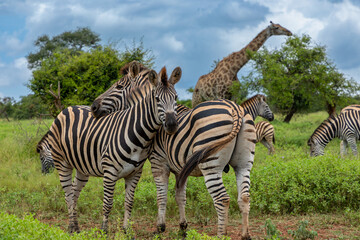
[
  {"x1": 91, "y1": 75, "x2": 256, "y2": 238},
  {"x1": 36, "y1": 66, "x2": 180, "y2": 233},
  {"x1": 308, "y1": 110, "x2": 360, "y2": 157},
  {"x1": 240, "y1": 94, "x2": 274, "y2": 121},
  {"x1": 255, "y1": 121, "x2": 275, "y2": 154},
  {"x1": 341, "y1": 104, "x2": 360, "y2": 113}
]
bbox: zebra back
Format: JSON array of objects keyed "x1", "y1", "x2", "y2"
[
  {"x1": 240, "y1": 94, "x2": 274, "y2": 121},
  {"x1": 255, "y1": 121, "x2": 275, "y2": 144},
  {"x1": 341, "y1": 104, "x2": 360, "y2": 114}
]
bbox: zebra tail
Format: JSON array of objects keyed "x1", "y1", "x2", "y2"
[
  {"x1": 176, "y1": 108, "x2": 243, "y2": 190},
  {"x1": 273, "y1": 134, "x2": 275, "y2": 144}
]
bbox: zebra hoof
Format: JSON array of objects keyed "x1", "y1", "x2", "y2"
[
  {"x1": 156, "y1": 224, "x2": 166, "y2": 233},
  {"x1": 241, "y1": 234, "x2": 251, "y2": 240},
  {"x1": 68, "y1": 223, "x2": 80, "y2": 234},
  {"x1": 101, "y1": 222, "x2": 108, "y2": 235}
]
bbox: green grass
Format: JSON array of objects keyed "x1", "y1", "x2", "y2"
[{"x1": 0, "y1": 112, "x2": 360, "y2": 239}]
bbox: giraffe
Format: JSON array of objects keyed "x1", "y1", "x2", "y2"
[{"x1": 192, "y1": 21, "x2": 292, "y2": 108}]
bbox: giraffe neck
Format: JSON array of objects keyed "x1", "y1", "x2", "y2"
[{"x1": 214, "y1": 28, "x2": 270, "y2": 81}]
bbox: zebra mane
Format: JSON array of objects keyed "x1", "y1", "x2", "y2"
[
  {"x1": 241, "y1": 94, "x2": 266, "y2": 106},
  {"x1": 36, "y1": 131, "x2": 50, "y2": 152},
  {"x1": 124, "y1": 82, "x2": 152, "y2": 108},
  {"x1": 309, "y1": 115, "x2": 337, "y2": 140},
  {"x1": 120, "y1": 61, "x2": 148, "y2": 75}
]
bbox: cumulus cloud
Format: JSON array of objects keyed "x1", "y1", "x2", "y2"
[
  {"x1": 0, "y1": 57, "x2": 31, "y2": 87},
  {"x1": 161, "y1": 35, "x2": 184, "y2": 52}
]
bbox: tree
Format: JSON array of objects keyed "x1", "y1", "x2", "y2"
[
  {"x1": 118, "y1": 38, "x2": 155, "y2": 68},
  {"x1": 27, "y1": 29, "x2": 156, "y2": 117},
  {"x1": 27, "y1": 46, "x2": 123, "y2": 117},
  {"x1": 26, "y1": 27, "x2": 101, "y2": 69},
  {"x1": 0, "y1": 97, "x2": 15, "y2": 121},
  {"x1": 12, "y1": 94, "x2": 49, "y2": 119},
  {"x1": 242, "y1": 34, "x2": 360, "y2": 122}
]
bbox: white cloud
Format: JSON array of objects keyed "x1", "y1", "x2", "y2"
[
  {"x1": 0, "y1": 57, "x2": 31, "y2": 87},
  {"x1": 162, "y1": 35, "x2": 184, "y2": 52}
]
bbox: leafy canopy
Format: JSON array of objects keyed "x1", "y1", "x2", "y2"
[{"x1": 241, "y1": 34, "x2": 360, "y2": 122}]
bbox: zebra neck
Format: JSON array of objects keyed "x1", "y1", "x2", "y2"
[{"x1": 241, "y1": 102, "x2": 257, "y2": 120}]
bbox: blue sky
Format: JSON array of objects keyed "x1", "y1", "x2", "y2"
[{"x1": 1, "y1": 0, "x2": 360, "y2": 101}]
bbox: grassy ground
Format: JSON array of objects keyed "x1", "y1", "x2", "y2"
[{"x1": 0, "y1": 112, "x2": 360, "y2": 239}]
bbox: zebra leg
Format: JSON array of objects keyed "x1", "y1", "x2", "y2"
[
  {"x1": 101, "y1": 170, "x2": 118, "y2": 234},
  {"x1": 202, "y1": 170, "x2": 230, "y2": 236},
  {"x1": 340, "y1": 140, "x2": 348, "y2": 157},
  {"x1": 123, "y1": 169, "x2": 143, "y2": 232},
  {"x1": 229, "y1": 114, "x2": 256, "y2": 240},
  {"x1": 57, "y1": 166, "x2": 77, "y2": 233},
  {"x1": 347, "y1": 136, "x2": 358, "y2": 156},
  {"x1": 260, "y1": 139, "x2": 272, "y2": 155},
  {"x1": 175, "y1": 177, "x2": 188, "y2": 235},
  {"x1": 70, "y1": 171, "x2": 89, "y2": 233},
  {"x1": 150, "y1": 158, "x2": 170, "y2": 233}
]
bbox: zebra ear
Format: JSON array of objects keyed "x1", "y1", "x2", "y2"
[
  {"x1": 129, "y1": 61, "x2": 141, "y2": 78},
  {"x1": 169, "y1": 67, "x2": 181, "y2": 85},
  {"x1": 148, "y1": 70, "x2": 158, "y2": 87},
  {"x1": 159, "y1": 66, "x2": 169, "y2": 87}
]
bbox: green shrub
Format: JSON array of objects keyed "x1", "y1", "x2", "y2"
[{"x1": 0, "y1": 212, "x2": 106, "y2": 240}]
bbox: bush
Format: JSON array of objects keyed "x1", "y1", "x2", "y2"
[{"x1": 251, "y1": 154, "x2": 360, "y2": 214}]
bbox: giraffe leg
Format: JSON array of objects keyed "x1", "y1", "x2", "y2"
[
  {"x1": 70, "y1": 171, "x2": 89, "y2": 233},
  {"x1": 150, "y1": 157, "x2": 170, "y2": 233},
  {"x1": 123, "y1": 169, "x2": 143, "y2": 232}
]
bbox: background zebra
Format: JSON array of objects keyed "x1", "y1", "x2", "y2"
[
  {"x1": 240, "y1": 94, "x2": 274, "y2": 121},
  {"x1": 255, "y1": 121, "x2": 275, "y2": 154},
  {"x1": 91, "y1": 75, "x2": 259, "y2": 239},
  {"x1": 36, "y1": 66, "x2": 180, "y2": 233},
  {"x1": 308, "y1": 109, "x2": 360, "y2": 157}
]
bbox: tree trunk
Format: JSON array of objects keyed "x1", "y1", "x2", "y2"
[
  {"x1": 283, "y1": 108, "x2": 296, "y2": 123},
  {"x1": 326, "y1": 102, "x2": 337, "y2": 117}
]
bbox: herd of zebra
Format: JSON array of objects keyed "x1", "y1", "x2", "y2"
[{"x1": 36, "y1": 61, "x2": 360, "y2": 239}]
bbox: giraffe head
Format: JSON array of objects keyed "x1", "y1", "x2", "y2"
[{"x1": 268, "y1": 21, "x2": 292, "y2": 36}]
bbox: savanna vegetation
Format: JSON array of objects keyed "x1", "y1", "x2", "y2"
[{"x1": 1, "y1": 111, "x2": 360, "y2": 239}]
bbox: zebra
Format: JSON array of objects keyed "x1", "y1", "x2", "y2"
[
  {"x1": 240, "y1": 94, "x2": 274, "y2": 121},
  {"x1": 91, "y1": 76, "x2": 256, "y2": 238},
  {"x1": 308, "y1": 110, "x2": 360, "y2": 157},
  {"x1": 255, "y1": 121, "x2": 275, "y2": 155},
  {"x1": 341, "y1": 104, "x2": 360, "y2": 113},
  {"x1": 36, "y1": 66, "x2": 180, "y2": 234}
]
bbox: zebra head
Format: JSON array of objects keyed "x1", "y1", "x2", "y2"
[
  {"x1": 36, "y1": 140, "x2": 55, "y2": 174},
  {"x1": 307, "y1": 116, "x2": 337, "y2": 157},
  {"x1": 91, "y1": 61, "x2": 147, "y2": 118},
  {"x1": 307, "y1": 137, "x2": 325, "y2": 157},
  {"x1": 256, "y1": 95, "x2": 274, "y2": 121},
  {"x1": 150, "y1": 66, "x2": 181, "y2": 134}
]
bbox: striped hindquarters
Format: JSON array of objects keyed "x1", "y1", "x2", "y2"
[{"x1": 255, "y1": 121, "x2": 275, "y2": 144}]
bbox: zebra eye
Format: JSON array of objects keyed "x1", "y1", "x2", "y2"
[
  {"x1": 155, "y1": 96, "x2": 160, "y2": 102},
  {"x1": 175, "y1": 95, "x2": 178, "y2": 100}
]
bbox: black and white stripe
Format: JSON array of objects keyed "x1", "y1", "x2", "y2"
[
  {"x1": 240, "y1": 94, "x2": 274, "y2": 121},
  {"x1": 37, "y1": 67, "x2": 180, "y2": 233},
  {"x1": 308, "y1": 109, "x2": 360, "y2": 157},
  {"x1": 255, "y1": 121, "x2": 275, "y2": 155}
]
